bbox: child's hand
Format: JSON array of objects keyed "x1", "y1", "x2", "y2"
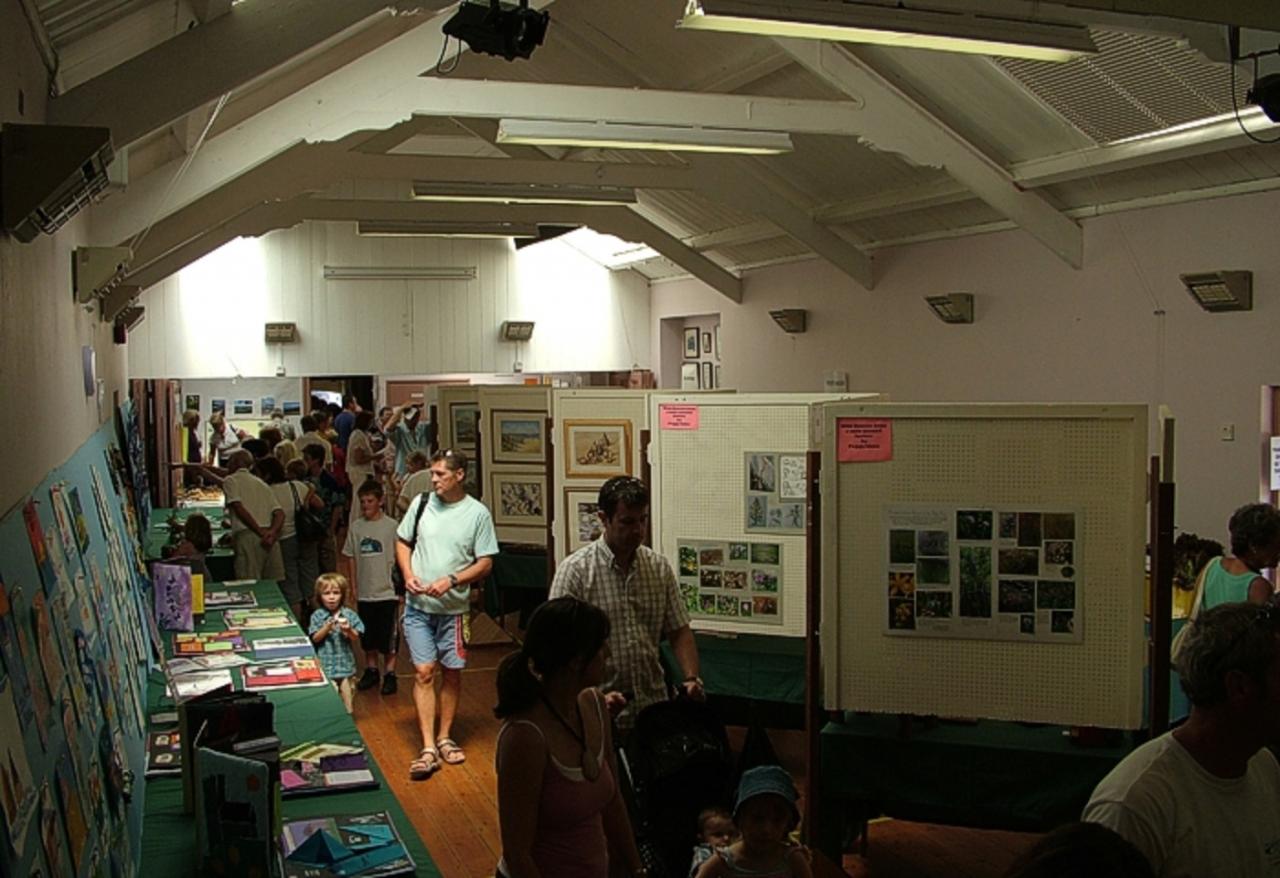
[{"x1": 337, "y1": 616, "x2": 351, "y2": 630}]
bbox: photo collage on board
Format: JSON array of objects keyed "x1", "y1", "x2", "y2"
[
  {"x1": 885, "y1": 506, "x2": 1081, "y2": 643},
  {"x1": 743, "y1": 451, "x2": 807, "y2": 534},
  {"x1": 677, "y1": 539, "x2": 783, "y2": 624}
]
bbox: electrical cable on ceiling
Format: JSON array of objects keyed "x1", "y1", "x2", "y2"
[{"x1": 435, "y1": 32, "x2": 461, "y2": 75}]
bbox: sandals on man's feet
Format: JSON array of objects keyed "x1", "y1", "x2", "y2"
[
  {"x1": 436, "y1": 737, "x2": 466, "y2": 765},
  {"x1": 409, "y1": 747, "x2": 439, "y2": 780}
]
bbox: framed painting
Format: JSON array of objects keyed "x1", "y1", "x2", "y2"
[
  {"x1": 564, "y1": 487, "x2": 604, "y2": 553},
  {"x1": 680, "y1": 363, "x2": 699, "y2": 390},
  {"x1": 701, "y1": 361, "x2": 714, "y2": 390},
  {"x1": 491, "y1": 410, "x2": 546, "y2": 464},
  {"x1": 563, "y1": 419, "x2": 632, "y2": 479},
  {"x1": 702, "y1": 331, "x2": 712, "y2": 354},
  {"x1": 683, "y1": 327, "x2": 699, "y2": 359},
  {"x1": 492, "y1": 472, "x2": 547, "y2": 527},
  {"x1": 450, "y1": 402, "x2": 480, "y2": 449}
]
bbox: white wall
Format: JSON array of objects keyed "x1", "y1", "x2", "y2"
[
  {"x1": 652, "y1": 189, "x2": 1280, "y2": 539},
  {"x1": 1, "y1": 0, "x2": 129, "y2": 517},
  {"x1": 128, "y1": 222, "x2": 651, "y2": 379}
]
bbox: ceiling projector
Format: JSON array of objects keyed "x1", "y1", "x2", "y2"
[{"x1": 443, "y1": 0, "x2": 549, "y2": 61}]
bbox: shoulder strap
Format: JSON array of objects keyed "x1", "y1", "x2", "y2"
[
  {"x1": 406, "y1": 492, "x2": 430, "y2": 548},
  {"x1": 288, "y1": 481, "x2": 302, "y2": 510},
  {"x1": 1187, "y1": 556, "x2": 1217, "y2": 620}
]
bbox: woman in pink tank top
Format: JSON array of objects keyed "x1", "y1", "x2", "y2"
[{"x1": 494, "y1": 597, "x2": 648, "y2": 878}]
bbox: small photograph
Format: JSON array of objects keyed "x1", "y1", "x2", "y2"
[
  {"x1": 777, "y1": 503, "x2": 805, "y2": 530},
  {"x1": 750, "y1": 543, "x2": 781, "y2": 565},
  {"x1": 233, "y1": 400, "x2": 253, "y2": 415},
  {"x1": 684, "y1": 327, "x2": 700, "y2": 359},
  {"x1": 888, "y1": 571, "x2": 915, "y2": 598},
  {"x1": 753, "y1": 596, "x2": 779, "y2": 616},
  {"x1": 916, "y1": 557, "x2": 951, "y2": 585},
  {"x1": 702, "y1": 331, "x2": 712, "y2": 354},
  {"x1": 679, "y1": 582, "x2": 699, "y2": 613},
  {"x1": 699, "y1": 546, "x2": 725, "y2": 567},
  {"x1": 210, "y1": 399, "x2": 226, "y2": 415},
  {"x1": 699, "y1": 595, "x2": 717, "y2": 614},
  {"x1": 889, "y1": 530, "x2": 916, "y2": 565},
  {"x1": 260, "y1": 396, "x2": 275, "y2": 413},
  {"x1": 889, "y1": 598, "x2": 915, "y2": 630},
  {"x1": 184, "y1": 394, "x2": 200, "y2": 412},
  {"x1": 739, "y1": 600, "x2": 752, "y2": 618},
  {"x1": 748, "y1": 454, "x2": 777, "y2": 493},
  {"x1": 751, "y1": 569, "x2": 779, "y2": 592},
  {"x1": 1051, "y1": 610, "x2": 1075, "y2": 634},
  {"x1": 723, "y1": 570, "x2": 747, "y2": 590},
  {"x1": 282, "y1": 400, "x2": 301, "y2": 416},
  {"x1": 998, "y1": 548, "x2": 1040, "y2": 576},
  {"x1": 917, "y1": 530, "x2": 950, "y2": 557},
  {"x1": 1017, "y1": 513, "x2": 1042, "y2": 548},
  {"x1": 917, "y1": 591, "x2": 953, "y2": 619},
  {"x1": 1043, "y1": 513, "x2": 1076, "y2": 541},
  {"x1": 728, "y1": 542, "x2": 750, "y2": 562},
  {"x1": 767, "y1": 506, "x2": 783, "y2": 528},
  {"x1": 956, "y1": 510, "x2": 993, "y2": 541},
  {"x1": 716, "y1": 595, "x2": 740, "y2": 616},
  {"x1": 1036, "y1": 580, "x2": 1076, "y2": 610},
  {"x1": 998, "y1": 512, "x2": 1017, "y2": 539},
  {"x1": 700, "y1": 569, "x2": 723, "y2": 590},
  {"x1": 1044, "y1": 540, "x2": 1073, "y2": 566},
  {"x1": 959, "y1": 546, "x2": 992, "y2": 617},
  {"x1": 1020, "y1": 614, "x2": 1036, "y2": 635},
  {"x1": 998, "y1": 580, "x2": 1036, "y2": 614},
  {"x1": 678, "y1": 546, "x2": 698, "y2": 577},
  {"x1": 747, "y1": 496, "x2": 768, "y2": 529}
]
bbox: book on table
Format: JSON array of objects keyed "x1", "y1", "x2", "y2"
[
  {"x1": 173, "y1": 630, "x2": 248, "y2": 655},
  {"x1": 145, "y1": 729, "x2": 183, "y2": 776},
  {"x1": 179, "y1": 687, "x2": 274, "y2": 812},
  {"x1": 223, "y1": 608, "x2": 294, "y2": 630},
  {"x1": 241, "y1": 658, "x2": 326, "y2": 690},
  {"x1": 251, "y1": 635, "x2": 314, "y2": 661},
  {"x1": 203, "y1": 590, "x2": 258, "y2": 608},
  {"x1": 279, "y1": 811, "x2": 415, "y2": 877},
  {"x1": 280, "y1": 750, "x2": 378, "y2": 798}
]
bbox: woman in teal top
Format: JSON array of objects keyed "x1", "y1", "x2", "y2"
[{"x1": 1201, "y1": 502, "x2": 1280, "y2": 608}]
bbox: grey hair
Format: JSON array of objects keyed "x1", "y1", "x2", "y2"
[
  {"x1": 227, "y1": 448, "x2": 254, "y2": 470},
  {"x1": 1228, "y1": 503, "x2": 1280, "y2": 558},
  {"x1": 1176, "y1": 602, "x2": 1277, "y2": 707}
]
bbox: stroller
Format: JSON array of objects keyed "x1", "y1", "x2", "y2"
[{"x1": 620, "y1": 697, "x2": 736, "y2": 878}]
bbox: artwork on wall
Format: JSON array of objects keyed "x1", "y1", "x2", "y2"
[
  {"x1": 683, "y1": 328, "x2": 699, "y2": 359},
  {"x1": 232, "y1": 400, "x2": 253, "y2": 415},
  {"x1": 184, "y1": 395, "x2": 200, "y2": 413},
  {"x1": 491, "y1": 411, "x2": 546, "y2": 464},
  {"x1": 210, "y1": 399, "x2": 226, "y2": 415},
  {"x1": 564, "y1": 488, "x2": 603, "y2": 553},
  {"x1": 701, "y1": 331, "x2": 712, "y2": 354},
  {"x1": 492, "y1": 473, "x2": 547, "y2": 526},
  {"x1": 700, "y1": 361, "x2": 714, "y2": 390},
  {"x1": 281, "y1": 401, "x2": 301, "y2": 416},
  {"x1": 676, "y1": 538, "x2": 783, "y2": 625},
  {"x1": 680, "y1": 363, "x2": 699, "y2": 390},
  {"x1": 450, "y1": 403, "x2": 480, "y2": 449},
  {"x1": 563, "y1": 420, "x2": 632, "y2": 479},
  {"x1": 714, "y1": 325, "x2": 721, "y2": 358},
  {"x1": 744, "y1": 452, "x2": 807, "y2": 534},
  {"x1": 260, "y1": 397, "x2": 275, "y2": 414},
  {"x1": 884, "y1": 506, "x2": 1081, "y2": 642}
]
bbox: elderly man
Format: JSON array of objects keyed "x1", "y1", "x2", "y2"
[
  {"x1": 549, "y1": 475, "x2": 704, "y2": 735},
  {"x1": 1083, "y1": 601, "x2": 1280, "y2": 876},
  {"x1": 222, "y1": 449, "x2": 285, "y2": 581}
]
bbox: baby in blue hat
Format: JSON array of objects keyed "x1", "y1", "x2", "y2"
[{"x1": 693, "y1": 765, "x2": 811, "y2": 878}]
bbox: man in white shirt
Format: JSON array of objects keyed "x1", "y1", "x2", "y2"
[
  {"x1": 1083, "y1": 602, "x2": 1280, "y2": 877},
  {"x1": 395, "y1": 451, "x2": 432, "y2": 517},
  {"x1": 222, "y1": 450, "x2": 285, "y2": 581}
]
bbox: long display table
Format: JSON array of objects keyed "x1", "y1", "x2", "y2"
[{"x1": 143, "y1": 505, "x2": 236, "y2": 581}]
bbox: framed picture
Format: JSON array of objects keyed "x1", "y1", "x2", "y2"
[
  {"x1": 260, "y1": 396, "x2": 275, "y2": 414},
  {"x1": 211, "y1": 399, "x2": 226, "y2": 415},
  {"x1": 564, "y1": 419, "x2": 633, "y2": 479},
  {"x1": 715, "y1": 364, "x2": 722, "y2": 388},
  {"x1": 282, "y1": 400, "x2": 301, "y2": 415},
  {"x1": 702, "y1": 331, "x2": 712, "y2": 354},
  {"x1": 233, "y1": 399, "x2": 253, "y2": 415},
  {"x1": 492, "y1": 472, "x2": 547, "y2": 526},
  {"x1": 564, "y1": 487, "x2": 604, "y2": 553},
  {"x1": 714, "y1": 325, "x2": 721, "y2": 358},
  {"x1": 184, "y1": 394, "x2": 200, "y2": 412},
  {"x1": 681, "y1": 363, "x2": 699, "y2": 390},
  {"x1": 683, "y1": 327, "x2": 699, "y2": 359},
  {"x1": 450, "y1": 402, "x2": 480, "y2": 448},
  {"x1": 491, "y1": 410, "x2": 546, "y2": 464},
  {"x1": 701, "y1": 361, "x2": 714, "y2": 390}
]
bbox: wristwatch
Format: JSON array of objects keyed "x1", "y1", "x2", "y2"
[{"x1": 448, "y1": 573, "x2": 459, "y2": 588}]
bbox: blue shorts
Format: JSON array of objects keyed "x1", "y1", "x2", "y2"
[{"x1": 402, "y1": 605, "x2": 467, "y2": 670}]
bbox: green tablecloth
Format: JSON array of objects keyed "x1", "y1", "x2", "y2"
[
  {"x1": 141, "y1": 580, "x2": 439, "y2": 876},
  {"x1": 487, "y1": 548, "x2": 549, "y2": 622},
  {"x1": 144, "y1": 506, "x2": 236, "y2": 581}
]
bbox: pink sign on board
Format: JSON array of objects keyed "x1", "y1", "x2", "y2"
[
  {"x1": 659, "y1": 404, "x2": 700, "y2": 430},
  {"x1": 836, "y1": 418, "x2": 892, "y2": 462}
]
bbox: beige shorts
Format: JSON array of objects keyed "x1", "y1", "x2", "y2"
[{"x1": 232, "y1": 529, "x2": 285, "y2": 581}]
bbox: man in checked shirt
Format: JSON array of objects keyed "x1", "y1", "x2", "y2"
[{"x1": 550, "y1": 475, "x2": 705, "y2": 738}]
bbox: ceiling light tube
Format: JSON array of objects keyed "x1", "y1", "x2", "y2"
[
  {"x1": 496, "y1": 118, "x2": 794, "y2": 154},
  {"x1": 411, "y1": 181, "x2": 638, "y2": 205},
  {"x1": 323, "y1": 265, "x2": 477, "y2": 280},
  {"x1": 679, "y1": 0, "x2": 1097, "y2": 63},
  {"x1": 355, "y1": 220, "x2": 539, "y2": 239}
]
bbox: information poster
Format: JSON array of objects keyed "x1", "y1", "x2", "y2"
[
  {"x1": 744, "y1": 451, "x2": 806, "y2": 534},
  {"x1": 676, "y1": 538, "x2": 783, "y2": 626},
  {"x1": 884, "y1": 506, "x2": 1081, "y2": 643}
]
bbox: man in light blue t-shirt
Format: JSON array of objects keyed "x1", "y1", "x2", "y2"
[{"x1": 395, "y1": 449, "x2": 498, "y2": 781}]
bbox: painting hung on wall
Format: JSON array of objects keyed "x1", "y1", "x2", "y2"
[
  {"x1": 492, "y1": 473, "x2": 547, "y2": 526},
  {"x1": 282, "y1": 401, "x2": 301, "y2": 416},
  {"x1": 683, "y1": 327, "x2": 699, "y2": 359},
  {"x1": 701, "y1": 361, "x2": 714, "y2": 390},
  {"x1": 744, "y1": 451, "x2": 807, "y2": 534},
  {"x1": 450, "y1": 403, "x2": 480, "y2": 449},
  {"x1": 184, "y1": 395, "x2": 200, "y2": 413},
  {"x1": 563, "y1": 420, "x2": 632, "y2": 479},
  {"x1": 210, "y1": 399, "x2": 226, "y2": 415},
  {"x1": 680, "y1": 363, "x2": 699, "y2": 390},
  {"x1": 491, "y1": 411, "x2": 546, "y2": 464},
  {"x1": 232, "y1": 400, "x2": 253, "y2": 415},
  {"x1": 564, "y1": 488, "x2": 603, "y2": 553},
  {"x1": 260, "y1": 397, "x2": 275, "y2": 414}
]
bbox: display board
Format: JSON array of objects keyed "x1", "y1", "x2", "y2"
[
  {"x1": 818, "y1": 402, "x2": 1147, "y2": 728},
  {"x1": 550, "y1": 389, "x2": 650, "y2": 563},
  {"x1": 479, "y1": 385, "x2": 552, "y2": 544},
  {"x1": 437, "y1": 385, "x2": 482, "y2": 499},
  {"x1": 650, "y1": 393, "x2": 876, "y2": 637},
  {"x1": 0, "y1": 417, "x2": 154, "y2": 877}
]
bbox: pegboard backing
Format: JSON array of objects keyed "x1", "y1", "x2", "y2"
[
  {"x1": 651, "y1": 393, "x2": 877, "y2": 637},
  {"x1": 479, "y1": 385, "x2": 551, "y2": 544},
  {"x1": 819, "y1": 403, "x2": 1148, "y2": 728}
]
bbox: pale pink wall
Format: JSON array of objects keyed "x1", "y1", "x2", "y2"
[{"x1": 651, "y1": 188, "x2": 1280, "y2": 538}]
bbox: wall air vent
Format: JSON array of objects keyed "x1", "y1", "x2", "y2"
[{"x1": 1, "y1": 124, "x2": 113, "y2": 243}]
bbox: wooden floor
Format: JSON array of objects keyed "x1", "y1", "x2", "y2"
[{"x1": 351, "y1": 628, "x2": 1038, "y2": 878}]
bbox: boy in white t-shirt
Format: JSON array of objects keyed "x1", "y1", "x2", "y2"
[{"x1": 342, "y1": 479, "x2": 403, "y2": 695}]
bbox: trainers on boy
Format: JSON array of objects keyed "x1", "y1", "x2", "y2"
[
  {"x1": 356, "y1": 667, "x2": 380, "y2": 691},
  {"x1": 380, "y1": 673, "x2": 398, "y2": 695}
]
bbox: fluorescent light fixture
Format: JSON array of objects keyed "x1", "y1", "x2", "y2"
[
  {"x1": 496, "y1": 118, "x2": 794, "y2": 154},
  {"x1": 411, "y1": 181, "x2": 637, "y2": 206},
  {"x1": 499, "y1": 320, "x2": 535, "y2": 341},
  {"x1": 355, "y1": 220, "x2": 538, "y2": 239},
  {"x1": 1180, "y1": 271, "x2": 1252, "y2": 312},
  {"x1": 323, "y1": 265, "x2": 477, "y2": 280},
  {"x1": 679, "y1": 0, "x2": 1097, "y2": 63},
  {"x1": 769, "y1": 308, "x2": 807, "y2": 333},
  {"x1": 925, "y1": 293, "x2": 974, "y2": 324}
]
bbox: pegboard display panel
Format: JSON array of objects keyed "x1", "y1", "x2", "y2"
[
  {"x1": 651, "y1": 393, "x2": 877, "y2": 637},
  {"x1": 478, "y1": 386, "x2": 551, "y2": 545},
  {"x1": 819, "y1": 403, "x2": 1147, "y2": 728},
  {"x1": 551, "y1": 390, "x2": 650, "y2": 563}
]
